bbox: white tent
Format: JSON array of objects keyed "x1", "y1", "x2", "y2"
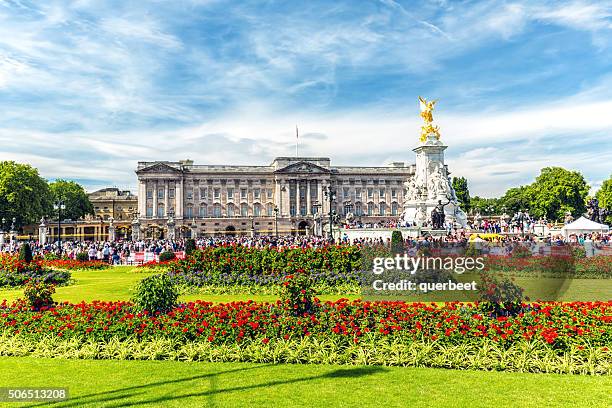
[{"x1": 561, "y1": 216, "x2": 610, "y2": 238}]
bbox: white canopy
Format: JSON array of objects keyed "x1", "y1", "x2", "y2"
[{"x1": 561, "y1": 216, "x2": 610, "y2": 238}]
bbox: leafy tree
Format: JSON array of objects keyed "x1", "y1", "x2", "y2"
[
  {"x1": 527, "y1": 167, "x2": 589, "y2": 221},
  {"x1": 0, "y1": 161, "x2": 52, "y2": 227},
  {"x1": 451, "y1": 176, "x2": 470, "y2": 213},
  {"x1": 470, "y1": 196, "x2": 499, "y2": 215},
  {"x1": 595, "y1": 174, "x2": 612, "y2": 223},
  {"x1": 48, "y1": 179, "x2": 94, "y2": 221},
  {"x1": 499, "y1": 186, "x2": 531, "y2": 214}
]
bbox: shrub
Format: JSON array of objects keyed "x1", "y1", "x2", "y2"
[
  {"x1": 281, "y1": 272, "x2": 317, "y2": 316},
  {"x1": 18, "y1": 243, "x2": 33, "y2": 264},
  {"x1": 23, "y1": 281, "x2": 55, "y2": 310},
  {"x1": 76, "y1": 252, "x2": 90, "y2": 262},
  {"x1": 159, "y1": 251, "x2": 176, "y2": 262},
  {"x1": 132, "y1": 274, "x2": 179, "y2": 314},
  {"x1": 390, "y1": 231, "x2": 403, "y2": 254},
  {"x1": 185, "y1": 239, "x2": 197, "y2": 255}
]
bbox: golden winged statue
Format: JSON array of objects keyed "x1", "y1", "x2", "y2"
[{"x1": 418, "y1": 96, "x2": 440, "y2": 142}]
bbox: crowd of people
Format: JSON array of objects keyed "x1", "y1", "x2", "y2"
[{"x1": 0, "y1": 227, "x2": 610, "y2": 263}]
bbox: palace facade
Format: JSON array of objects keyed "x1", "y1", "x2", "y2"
[{"x1": 135, "y1": 157, "x2": 416, "y2": 237}]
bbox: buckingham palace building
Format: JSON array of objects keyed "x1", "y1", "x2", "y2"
[{"x1": 134, "y1": 156, "x2": 416, "y2": 237}]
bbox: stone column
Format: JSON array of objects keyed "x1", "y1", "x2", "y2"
[
  {"x1": 306, "y1": 181, "x2": 311, "y2": 216},
  {"x1": 108, "y1": 218, "x2": 116, "y2": 241},
  {"x1": 138, "y1": 180, "x2": 147, "y2": 217},
  {"x1": 176, "y1": 179, "x2": 184, "y2": 218},
  {"x1": 132, "y1": 218, "x2": 141, "y2": 241},
  {"x1": 39, "y1": 219, "x2": 47, "y2": 244},
  {"x1": 295, "y1": 180, "x2": 301, "y2": 217},
  {"x1": 152, "y1": 183, "x2": 158, "y2": 218},
  {"x1": 164, "y1": 181, "x2": 169, "y2": 217},
  {"x1": 167, "y1": 216, "x2": 175, "y2": 240}
]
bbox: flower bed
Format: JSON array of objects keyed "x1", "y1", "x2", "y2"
[
  {"x1": 484, "y1": 255, "x2": 612, "y2": 278},
  {"x1": 0, "y1": 299, "x2": 609, "y2": 373},
  {"x1": 43, "y1": 259, "x2": 110, "y2": 271},
  {"x1": 0, "y1": 255, "x2": 71, "y2": 287}
]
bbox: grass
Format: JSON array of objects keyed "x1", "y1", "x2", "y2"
[
  {"x1": 0, "y1": 267, "x2": 359, "y2": 304},
  {"x1": 0, "y1": 266, "x2": 608, "y2": 304},
  {"x1": 0, "y1": 357, "x2": 610, "y2": 408}
]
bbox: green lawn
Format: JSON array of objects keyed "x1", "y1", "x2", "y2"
[
  {"x1": 0, "y1": 357, "x2": 610, "y2": 408},
  {"x1": 0, "y1": 267, "x2": 360, "y2": 304}
]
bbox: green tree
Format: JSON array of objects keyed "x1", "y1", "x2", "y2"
[
  {"x1": 527, "y1": 167, "x2": 589, "y2": 221},
  {"x1": 470, "y1": 196, "x2": 499, "y2": 215},
  {"x1": 48, "y1": 179, "x2": 94, "y2": 221},
  {"x1": 0, "y1": 161, "x2": 52, "y2": 227},
  {"x1": 451, "y1": 176, "x2": 470, "y2": 213},
  {"x1": 499, "y1": 186, "x2": 531, "y2": 214},
  {"x1": 595, "y1": 174, "x2": 612, "y2": 223}
]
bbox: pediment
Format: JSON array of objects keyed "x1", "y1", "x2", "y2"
[
  {"x1": 136, "y1": 162, "x2": 183, "y2": 174},
  {"x1": 275, "y1": 161, "x2": 330, "y2": 174}
]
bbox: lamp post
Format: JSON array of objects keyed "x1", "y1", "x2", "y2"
[
  {"x1": 312, "y1": 202, "x2": 322, "y2": 236},
  {"x1": 324, "y1": 186, "x2": 336, "y2": 242},
  {"x1": 54, "y1": 200, "x2": 66, "y2": 253},
  {"x1": 273, "y1": 206, "x2": 279, "y2": 237},
  {"x1": 9, "y1": 217, "x2": 16, "y2": 244}
]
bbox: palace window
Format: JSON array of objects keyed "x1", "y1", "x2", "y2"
[
  {"x1": 146, "y1": 190, "x2": 153, "y2": 199},
  {"x1": 367, "y1": 202, "x2": 374, "y2": 216},
  {"x1": 157, "y1": 203, "x2": 165, "y2": 217},
  {"x1": 185, "y1": 206, "x2": 193, "y2": 218},
  {"x1": 199, "y1": 188, "x2": 207, "y2": 199},
  {"x1": 186, "y1": 189, "x2": 193, "y2": 199},
  {"x1": 367, "y1": 188, "x2": 373, "y2": 199},
  {"x1": 379, "y1": 188, "x2": 385, "y2": 198},
  {"x1": 254, "y1": 188, "x2": 260, "y2": 200},
  {"x1": 267, "y1": 189, "x2": 273, "y2": 199},
  {"x1": 379, "y1": 202, "x2": 386, "y2": 216},
  {"x1": 355, "y1": 188, "x2": 361, "y2": 198},
  {"x1": 254, "y1": 203, "x2": 261, "y2": 216},
  {"x1": 199, "y1": 204, "x2": 207, "y2": 218},
  {"x1": 214, "y1": 188, "x2": 220, "y2": 199},
  {"x1": 169, "y1": 188, "x2": 175, "y2": 199},
  {"x1": 355, "y1": 202, "x2": 362, "y2": 216},
  {"x1": 343, "y1": 187, "x2": 349, "y2": 199},
  {"x1": 213, "y1": 204, "x2": 221, "y2": 217},
  {"x1": 300, "y1": 205, "x2": 306, "y2": 216},
  {"x1": 267, "y1": 204, "x2": 274, "y2": 216},
  {"x1": 391, "y1": 202, "x2": 398, "y2": 216},
  {"x1": 146, "y1": 205, "x2": 153, "y2": 217},
  {"x1": 290, "y1": 205, "x2": 296, "y2": 217},
  {"x1": 158, "y1": 189, "x2": 164, "y2": 199},
  {"x1": 391, "y1": 189, "x2": 397, "y2": 198},
  {"x1": 241, "y1": 188, "x2": 247, "y2": 199},
  {"x1": 227, "y1": 188, "x2": 234, "y2": 199},
  {"x1": 227, "y1": 204, "x2": 235, "y2": 217},
  {"x1": 241, "y1": 203, "x2": 248, "y2": 217}
]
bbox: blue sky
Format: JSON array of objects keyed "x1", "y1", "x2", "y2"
[{"x1": 1, "y1": 0, "x2": 611, "y2": 196}]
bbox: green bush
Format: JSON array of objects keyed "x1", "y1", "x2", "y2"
[
  {"x1": 390, "y1": 230, "x2": 403, "y2": 254},
  {"x1": 281, "y1": 272, "x2": 317, "y2": 316},
  {"x1": 133, "y1": 274, "x2": 179, "y2": 314},
  {"x1": 185, "y1": 239, "x2": 197, "y2": 255},
  {"x1": 159, "y1": 251, "x2": 176, "y2": 262},
  {"x1": 18, "y1": 243, "x2": 33, "y2": 264},
  {"x1": 23, "y1": 281, "x2": 55, "y2": 310},
  {"x1": 76, "y1": 252, "x2": 89, "y2": 262}
]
